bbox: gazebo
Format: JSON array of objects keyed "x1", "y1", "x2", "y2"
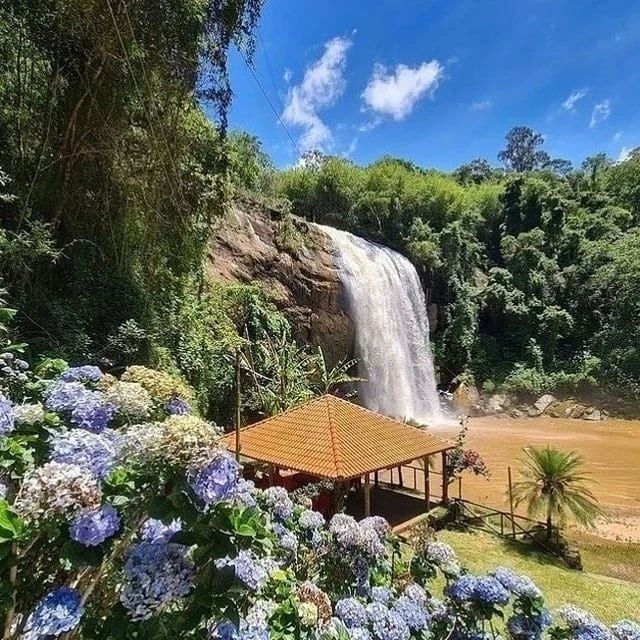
[{"x1": 221, "y1": 395, "x2": 454, "y2": 518}]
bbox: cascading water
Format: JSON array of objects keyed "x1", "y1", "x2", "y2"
[{"x1": 319, "y1": 225, "x2": 441, "y2": 423}]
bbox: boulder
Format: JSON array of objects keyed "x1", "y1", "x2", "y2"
[
  {"x1": 452, "y1": 382, "x2": 481, "y2": 414},
  {"x1": 528, "y1": 394, "x2": 557, "y2": 417},
  {"x1": 486, "y1": 393, "x2": 511, "y2": 414},
  {"x1": 510, "y1": 408, "x2": 524, "y2": 419},
  {"x1": 207, "y1": 198, "x2": 354, "y2": 367},
  {"x1": 468, "y1": 404, "x2": 487, "y2": 417},
  {"x1": 584, "y1": 408, "x2": 602, "y2": 421},
  {"x1": 568, "y1": 403, "x2": 587, "y2": 419}
]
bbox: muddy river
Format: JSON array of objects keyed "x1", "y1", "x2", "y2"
[{"x1": 438, "y1": 416, "x2": 640, "y2": 540}]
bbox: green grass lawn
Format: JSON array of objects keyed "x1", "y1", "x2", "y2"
[{"x1": 437, "y1": 528, "x2": 640, "y2": 623}]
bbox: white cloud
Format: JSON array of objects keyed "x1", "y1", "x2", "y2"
[
  {"x1": 282, "y1": 36, "x2": 352, "y2": 151},
  {"x1": 283, "y1": 68, "x2": 292, "y2": 83},
  {"x1": 562, "y1": 88, "x2": 588, "y2": 111},
  {"x1": 361, "y1": 60, "x2": 443, "y2": 121},
  {"x1": 358, "y1": 117, "x2": 382, "y2": 133},
  {"x1": 471, "y1": 99, "x2": 491, "y2": 111},
  {"x1": 613, "y1": 130, "x2": 623, "y2": 142},
  {"x1": 589, "y1": 99, "x2": 611, "y2": 127},
  {"x1": 618, "y1": 146, "x2": 632, "y2": 162}
]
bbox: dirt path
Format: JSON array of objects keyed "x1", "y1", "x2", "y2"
[{"x1": 437, "y1": 416, "x2": 640, "y2": 541}]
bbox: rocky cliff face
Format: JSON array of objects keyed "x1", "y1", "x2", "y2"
[{"x1": 207, "y1": 197, "x2": 354, "y2": 366}]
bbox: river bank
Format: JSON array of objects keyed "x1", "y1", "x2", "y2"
[{"x1": 439, "y1": 416, "x2": 640, "y2": 543}]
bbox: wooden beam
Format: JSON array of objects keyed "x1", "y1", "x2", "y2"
[
  {"x1": 423, "y1": 455, "x2": 431, "y2": 512},
  {"x1": 364, "y1": 474, "x2": 371, "y2": 516},
  {"x1": 441, "y1": 450, "x2": 449, "y2": 505}
]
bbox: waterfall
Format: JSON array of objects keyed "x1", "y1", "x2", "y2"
[{"x1": 319, "y1": 225, "x2": 441, "y2": 423}]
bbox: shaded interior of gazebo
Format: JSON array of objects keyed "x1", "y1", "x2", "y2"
[{"x1": 221, "y1": 395, "x2": 454, "y2": 522}]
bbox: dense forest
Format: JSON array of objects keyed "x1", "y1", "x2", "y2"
[
  {"x1": 232, "y1": 131, "x2": 640, "y2": 405},
  {"x1": 2, "y1": 1, "x2": 640, "y2": 421}
]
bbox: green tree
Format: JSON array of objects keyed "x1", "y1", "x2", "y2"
[
  {"x1": 498, "y1": 127, "x2": 550, "y2": 172},
  {"x1": 512, "y1": 445, "x2": 603, "y2": 539}
]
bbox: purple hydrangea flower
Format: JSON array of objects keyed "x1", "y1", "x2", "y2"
[
  {"x1": 45, "y1": 381, "x2": 115, "y2": 432},
  {"x1": 404, "y1": 583, "x2": 428, "y2": 606},
  {"x1": 234, "y1": 478, "x2": 257, "y2": 507},
  {"x1": 0, "y1": 394, "x2": 16, "y2": 436},
  {"x1": 360, "y1": 516, "x2": 390, "y2": 537},
  {"x1": 209, "y1": 619, "x2": 239, "y2": 640},
  {"x1": 336, "y1": 598, "x2": 368, "y2": 628},
  {"x1": 393, "y1": 595, "x2": 429, "y2": 631},
  {"x1": 190, "y1": 453, "x2": 240, "y2": 507},
  {"x1": 349, "y1": 628, "x2": 373, "y2": 640},
  {"x1": 366, "y1": 602, "x2": 410, "y2": 640},
  {"x1": 139, "y1": 518, "x2": 182, "y2": 544},
  {"x1": 165, "y1": 396, "x2": 191, "y2": 415},
  {"x1": 70, "y1": 505, "x2": 121, "y2": 546},
  {"x1": 61, "y1": 365, "x2": 104, "y2": 383},
  {"x1": 121, "y1": 542, "x2": 194, "y2": 620},
  {"x1": 448, "y1": 574, "x2": 479, "y2": 602},
  {"x1": 224, "y1": 550, "x2": 269, "y2": 591},
  {"x1": 23, "y1": 587, "x2": 84, "y2": 637},
  {"x1": 263, "y1": 486, "x2": 294, "y2": 520},
  {"x1": 371, "y1": 586, "x2": 392, "y2": 604},
  {"x1": 49, "y1": 428, "x2": 121, "y2": 480},
  {"x1": 474, "y1": 576, "x2": 510, "y2": 606}
]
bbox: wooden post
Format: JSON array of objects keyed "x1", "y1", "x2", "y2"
[
  {"x1": 423, "y1": 456, "x2": 431, "y2": 512},
  {"x1": 397, "y1": 465, "x2": 404, "y2": 488},
  {"x1": 364, "y1": 473, "x2": 371, "y2": 516},
  {"x1": 458, "y1": 476, "x2": 463, "y2": 500},
  {"x1": 234, "y1": 348, "x2": 242, "y2": 462},
  {"x1": 441, "y1": 450, "x2": 449, "y2": 505},
  {"x1": 374, "y1": 471, "x2": 379, "y2": 487},
  {"x1": 507, "y1": 466, "x2": 516, "y2": 537},
  {"x1": 268, "y1": 464, "x2": 275, "y2": 487}
]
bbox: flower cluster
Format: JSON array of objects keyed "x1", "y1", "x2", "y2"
[
  {"x1": 190, "y1": 452, "x2": 240, "y2": 507},
  {"x1": 366, "y1": 601, "x2": 411, "y2": 640},
  {"x1": 335, "y1": 597, "x2": 368, "y2": 628},
  {"x1": 298, "y1": 508, "x2": 325, "y2": 530},
  {"x1": 69, "y1": 505, "x2": 121, "y2": 546},
  {"x1": 0, "y1": 392, "x2": 15, "y2": 435},
  {"x1": 262, "y1": 486, "x2": 294, "y2": 520},
  {"x1": 121, "y1": 365, "x2": 193, "y2": 406},
  {"x1": 492, "y1": 566, "x2": 542, "y2": 600},
  {"x1": 558, "y1": 605, "x2": 617, "y2": 640},
  {"x1": 13, "y1": 402, "x2": 46, "y2": 426},
  {"x1": 448, "y1": 573, "x2": 510, "y2": 607},
  {"x1": 139, "y1": 517, "x2": 183, "y2": 544},
  {"x1": 121, "y1": 542, "x2": 194, "y2": 620},
  {"x1": 15, "y1": 462, "x2": 102, "y2": 520},
  {"x1": 49, "y1": 428, "x2": 121, "y2": 480},
  {"x1": 104, "y1": 381, "x2": 152, "y2": 421},
  {"x1": 61, "y1": 365, "x2": 103, "y2": 383},
  {"x1": 425, "y1": 541, "x2": 462, "y2": 576},
  {"x1": 166, "y1": 395, "x2": 191, "y2": 415},
  {"x1": 612, "y1": 620, "x2": 640, "y2": 640},
  {"x1": 210, "y1": 600, "x2": 276, "y2": 640},
  {"x1": 0, "y1": 351, "x2": 29, "y2": 393},
  {"x1": 22, "y1": 587, "x2": 85, "y2": 638},
  {"x1": 217, "y1": 550, "x2": 273, "y2": 592},
  {"x1": 297, "y1": 581, "x2": 332, "y2": 621},
  {"x1": 329, "y1": 513, "x2": 387, "y2": 559},
  {"x1": 44, "y1": 380, "x2": 115, "y2": 432}
]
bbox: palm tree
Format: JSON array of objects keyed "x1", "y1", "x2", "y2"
[
  {"x1": 310, "y1": 346, "x2": 362, "y2": 396},
  {"x1": 511, "y1": 445, "x2": 603, "y2": 539}
]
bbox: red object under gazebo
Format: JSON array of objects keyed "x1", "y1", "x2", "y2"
[{"x1": 221, "y1": 395, "x2": 454, "y2": 517}]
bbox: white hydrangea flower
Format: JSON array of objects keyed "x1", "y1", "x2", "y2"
[
  {"x1": 14, "y1": 403, "x2": 46, "y2": 426},
  {"x1": 105, "y1": 381, "x2": 153, "y2": 421},
  {"x1": 15, "y1": 462, "x2": 102, "y2": 521}
]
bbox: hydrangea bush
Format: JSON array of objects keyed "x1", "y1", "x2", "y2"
[{"x1": 0, "y1": 362, "x2": 638, "y2": 640}]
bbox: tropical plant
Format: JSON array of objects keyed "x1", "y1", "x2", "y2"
[
  {"x1": 309, "y1": 346, "x2": 362, "y2": 397},
  {"x1": 511, "y1": 446, "x2": 603, "y2": 539}
]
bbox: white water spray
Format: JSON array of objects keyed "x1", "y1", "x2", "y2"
[{"x1": 320, "y1": 225, "x2": 441, "y2": 423}]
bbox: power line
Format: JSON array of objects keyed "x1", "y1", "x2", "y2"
[{"x1": 237, "y1": 48, "x2": 301, "y2": 158}]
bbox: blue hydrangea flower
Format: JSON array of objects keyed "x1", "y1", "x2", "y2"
[
  {"x1": 349, "y1": 628, "x2": 373, "y2": 640},
  {"x1": 474, "y1": 576, "x2": 510, "y2": 606},
  {"x1": 366, "y1": 602, "x2": 410, "y2": 640},
  {"x1": 612, "y1": 620, "x2": 640, "y2": 640},
  {"x1": 360, "y1": 516, "x2": 390, "y2": 537},
  {"x1": 45, "y1": 381, "x2": 115, "y2": 431},
  {"x1": 263, "y1": 486, "x2": 294, "y2": 520},
  {"x1": 404, "y1": 583, "x2": 428, "y2": 606},
  {"x1": 165, "y1": 396, "x2": 191, "y2": 415},
  {"x1": 371, "y1": 586, "x2": 392, "y2": 604},
  {"x1": 61, "y1": 365, "x2": 103, "y2": 383},
  {"x1": 120, "y1": 542, "x2": 194, "y2": 620},
  {"x1": 336, "y1": 598, "x2": 368, "y2": 628},
  {"x1": 190, "y1": 453, "x2": 240, "y2": 507},
  {"x1": 217, "y1": 550, "x2": 269, "y2": 591},
  {"x1": 234, "y1": 478, "x2": 257, "y2": 507},
  {"x1": 49, "y1": 428, "x2": 121, "y2": 480},
  {"x1": 393, "y1": 595, "x2": 429, "y2": 631},
  {"x1": 70, "y1": 505, "x2": 121, "y2": 546},
  {"x1": 209, "y1": 619, "x2": 239, "y2": 640},
  {"x1": 492, "y1": 567, "x2": 542, "y2": 600},
  {"x1": 0, "y1": 394, "x2": 16, "y2": 436},
  {"x1": 23, "y1": 587, "x2": 84, "y2": 637},
  {"x1": 507, "y1": 610, "x2": 552, "y2": 640},
  {"x1": 279, "y1": 531, "x2": 299, "y2": 556},
  {"x1": 448, "y1": 574, "x2": 479, "y2": 602},
  {"x1": 139, "y1": 518, "x2": 183, "y2": 544}
]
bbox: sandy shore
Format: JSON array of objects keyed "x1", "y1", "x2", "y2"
[{"x1": 437, "y1": 416, "x2": 640, "y2": 542}]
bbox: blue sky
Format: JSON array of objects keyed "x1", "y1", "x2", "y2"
[{"x1": 223, "y1": 0, "x2": 640, "y2": 170}]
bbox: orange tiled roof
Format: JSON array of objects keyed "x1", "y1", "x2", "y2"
[{"x1": 221, "y1": 395, "x2": 453, "y2": 480}]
